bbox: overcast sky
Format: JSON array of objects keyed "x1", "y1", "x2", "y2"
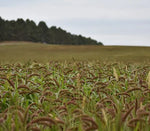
[{"x1": 0, "y1": 0, "x2": 150, "y2": 46}]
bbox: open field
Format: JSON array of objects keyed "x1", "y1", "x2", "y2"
[
  {"x1": 0, "y1": 41, "x2": 150, "y2": 131},
  {"x1": 0, "y1": 41, "x2": 150, "y2": 63}
]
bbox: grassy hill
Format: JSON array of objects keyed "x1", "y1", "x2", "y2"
[{"x1": 0, "y1": 41, "x2": 150, "y2": 63}]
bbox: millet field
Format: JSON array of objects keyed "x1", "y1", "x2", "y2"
[{"x1": 0, "y1": 42, "x2": 150, "y2": 131}]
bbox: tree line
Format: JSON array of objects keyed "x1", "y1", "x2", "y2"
[{"x1": 0, "y1": 17, "x2": 103, "y2": 45}]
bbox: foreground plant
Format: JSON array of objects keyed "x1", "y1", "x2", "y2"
[{"x1": 0, "y1": 61, "x2": 150, "y2": 131}]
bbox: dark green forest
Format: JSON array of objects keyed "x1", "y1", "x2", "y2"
[{"x1": 0, "y1": 17, "x2": 103, "y2": 45}]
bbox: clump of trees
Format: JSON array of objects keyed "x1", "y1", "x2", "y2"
[{"x1": 0, "y1": 17, "x2": 103, "y2": 45}]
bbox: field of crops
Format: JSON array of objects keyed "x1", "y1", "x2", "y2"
[
  {"x1": 0, "y1": 60, "x2": 150, "y2": 131},
  {"x1": 0, "y1": 41, "x2": 150, "y2": 63}
]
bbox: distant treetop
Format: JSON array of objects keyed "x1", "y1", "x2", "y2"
[{"x1": 0, "y1": 17, "x2": 103, "y2": 45}]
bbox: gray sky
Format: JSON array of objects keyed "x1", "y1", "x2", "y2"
[{"x1": 0, "y1": 0, "x2": 150, "y2": 46}]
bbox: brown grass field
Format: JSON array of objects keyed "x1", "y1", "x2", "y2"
[{"x1": 0, "y1": 41, "x2": 150, "y2": 64}]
